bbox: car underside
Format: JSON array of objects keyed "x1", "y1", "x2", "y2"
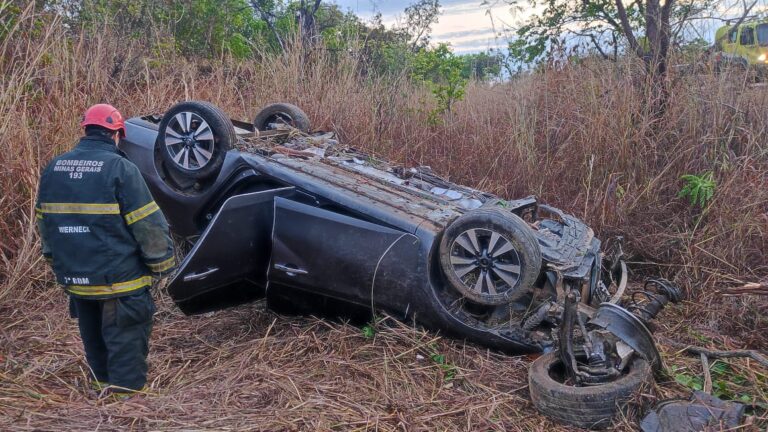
[{"x1": 121, "y1": 101, "x2": 679, "y2": 429}]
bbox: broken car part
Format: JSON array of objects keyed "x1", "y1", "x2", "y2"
[
  {"x1": 528, "y1": 350, "x2": 652, "y2": 429},
  {"x1": 625, "y1": 278, "x2": 683, "y2": 330},
  {"x1": 639, "y1": 391, "x2": 746, "y2": 432},
  {"x1": 530, "y1": 278, "x2": 682, "y2": 429}
]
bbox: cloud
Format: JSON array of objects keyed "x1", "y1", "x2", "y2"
[
  {"x1": 443, "y1": 37, "x2": 505, "y2": 53},
  {"x1": 441, "y1": 2, "x2": 494, "y2": 16},
  {"x1": 330, "y1": 0, "x2": 518, "y2": 53},
  {"x1": 433, "y1": 28, "x2": 500, "y2": 40}
]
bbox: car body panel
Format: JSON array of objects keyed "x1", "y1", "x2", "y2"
[
  {"x1": 169, "y1": 187, "x2": 294, "y2": 314},
  {"x1": 270, "y1": 197, "x2": 423, "y2": 313}
]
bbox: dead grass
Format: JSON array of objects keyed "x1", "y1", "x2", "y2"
[
  {"x1": 2, "y1": 287, "x2": 766, "y2": 431},
  {"x1": 1, "y1": 289, "x2": 556, "y2": 431},
  {"x1": 1, "y1": 7, "x2": 767, "y2": 431}
]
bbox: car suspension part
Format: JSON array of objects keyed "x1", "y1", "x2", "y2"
[
  {"x1": 559, "y1": 278, "x2": 683, "y2": 383},
  {"x1": 624, "y1": 278, "x2": 683, "y2": 330}
]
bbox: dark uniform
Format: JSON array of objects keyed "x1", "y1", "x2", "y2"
[{"x1": 36, "y1": 134, "x2": 175, "y2": 392}]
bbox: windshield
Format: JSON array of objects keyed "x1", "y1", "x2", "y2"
[{"x1": 758, "y1": 24, "x2": 768, "y2": 46}]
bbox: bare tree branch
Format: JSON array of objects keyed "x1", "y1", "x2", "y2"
[
  {"x1": 671, "y1": 0, "x2": 697, "y2": 41},
  {"x1": 573, "y1": 30, "x2": 612, "y2": 59},
  {"x1": 250, "y1": 0, "x2": 284, "y2": 51},
  {"x1": 614, "y1": 0, "x2": 644, "y2": 58},
  {"x1": 311, "y1": 0, "x2": 322, "y2": 14},
  {"x1": 660, "y1": 336, "x2": 768, "y2": 369}
]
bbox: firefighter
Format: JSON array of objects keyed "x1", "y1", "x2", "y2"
[{"x1": 35, "y1": 104, "x2": 175, "y2": 397}]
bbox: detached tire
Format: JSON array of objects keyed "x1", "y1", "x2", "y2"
[
  {"x1": 157, "y1": 101, "x2": 235, "y2": 181},
  {"x1": 254, "y1": 103, "x2": 311, "y2": 133},
  {"x1": 528, "y1": 352, "x2": 652, "y2": 429},
  {"x1": 439, "y1": 208, "x2": 541, "y2": 305}
]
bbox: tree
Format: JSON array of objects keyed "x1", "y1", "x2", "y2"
[
  {"x1": 250, "y1": 0, "x2": 286, "y2": 51},
  {"x1": 500, "y1": 0, "x2": 761, "y2": 114},
  {"x1": 296, "y1": 0, "x2": 322, "y2": 47},
  {"x1": 495, "y1": 0, "x2": 716, "y2": 95},
  {"x1": 616, "y1": 0, "x2": 674, "y2": 80},
  {"x1": 75, "y1": 0, "x2": 262, "y2": 58},
  {"x1": 412, "y1": 43, "x2": 467, "y2": 119},
  {"x1": 167, "y1": 0, "x2": 261, "y2": 58},
  {"x1": 402, "y1": 0, "x2": 441, "y2": 51},
  {"x1": 460, "y1": 50, "x2": 503, "y2": 80}
]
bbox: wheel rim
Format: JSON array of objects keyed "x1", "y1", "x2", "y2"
[
  {"x1": 448, "y1": 228, "x2": 522, "y2": 302},
  {"x1": 164, "y1": 111, "x2": 215, "y2": 170}
]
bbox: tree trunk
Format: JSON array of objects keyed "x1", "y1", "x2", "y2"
[
  {"x1": 615, "y1": 0, "x2": 674, "y2": 116},
  {"x1": 297, "y1": 0, "x2": 322, "y2": 48}
]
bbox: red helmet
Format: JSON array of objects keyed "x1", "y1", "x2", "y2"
[{"x1": 81, "y1": 104, "x2": 126, "y2": 137}]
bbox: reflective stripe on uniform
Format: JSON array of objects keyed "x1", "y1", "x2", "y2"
[
  {"x1": 146, "y1": 256, "x2": 175, "y2": 273},
  {"x1": 124, "y1": 201, "x2": 160, "y2": 225},
  {"x1": 66, "y1": 275, "x2": 152, "y2": 297},
  {"x1": 40, "y1": 203, "x2": 120, "y2": 215},
  {"x1": 35, "y1": 207, "x2": 43, "y2": 220}
]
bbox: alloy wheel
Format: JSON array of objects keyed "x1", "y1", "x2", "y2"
[
  {"x1": 448, "y1": 228, "x2": 522, "y2": 302},
  {"x1": 164, "y1": 111, "x2": 215, "y2": 170}
]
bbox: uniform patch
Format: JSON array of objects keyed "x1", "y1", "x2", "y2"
[
  {"x1": 53, "y1": 159, "x2": 104, "y2": 176},
  {"x1": 58, "y1": 225, "x2": 91, "y2": 233},
  {"x1": 63, "y1": 276, "x2": 91, "y2": 284}
]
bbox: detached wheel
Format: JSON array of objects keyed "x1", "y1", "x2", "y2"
[
  {"x1": 156, "y1": 101, "x2": 235, "y2": 180},
  {"x1": 254, "y1": 103, "x2": 311, "y2": 133},
  {"x1": 529, "y1": 352, "x2": 652, "y2": 429},
  {"x1": 438, "y1": 208, "x2": 541, "y2": 305}
]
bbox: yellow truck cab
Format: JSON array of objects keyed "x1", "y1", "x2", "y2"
[{"x1": 714, "y1": 20, "x2": 768, "y2": 72}]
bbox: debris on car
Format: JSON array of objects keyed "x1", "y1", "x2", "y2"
[{"x1": 120, "y1": 101, "x2": 683, "y2": 429}]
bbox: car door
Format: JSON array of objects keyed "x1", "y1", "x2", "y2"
[
  {"x1": 167, "y1": 187, "x2": 294, "y2": 314},
  {"x1": 268, "y1": 197, "x2": 422, "y2": 311}
]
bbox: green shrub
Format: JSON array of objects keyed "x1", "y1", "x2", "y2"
[{"x1": 678, "y1": 171, "x2": 716, "y2": 208}]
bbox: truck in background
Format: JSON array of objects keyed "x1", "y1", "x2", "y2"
[{"x1": 713, "y1": 19, "x2": 768, "y2": 77}]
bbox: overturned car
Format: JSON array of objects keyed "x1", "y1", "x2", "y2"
[{"x1": 121, "y1": 101, "x2": 679, "y2": 428}]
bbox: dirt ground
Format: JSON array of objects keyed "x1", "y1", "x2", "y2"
[{"x1": 1, "y1": 283, "x2": 766, "y2": 431}]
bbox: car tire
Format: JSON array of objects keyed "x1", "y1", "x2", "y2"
[
  {"x1": 528, "y1": 352, "x2": 652, "y2": 429},
  {"x1": 156, "y1": 101, "x2": 235, "y2": 181},
  {"x1": 438, "y1": 208, "x2": 541, "y2": 305},
  {"x1": 254, "y1": 103, "x2": 311, "y2": 133}
]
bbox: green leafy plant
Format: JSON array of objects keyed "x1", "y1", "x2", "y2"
[
  {"x1": 674, "y1": 372, "x2": 704, "y2": 391},
  {"x1": 678, "y1": 171, "x2": 716, "y2": 208},
  {"x1": 429, "y1": 350, "x2": 457, "y2": 381},
  {"x1": 361, "y1": 324, "x2": 376, "y2": 339},
  {"x1": 615, "y1": 184, "x2": 626, "y2": 200},
  {"x1": 411, "y1": 43, "x2": 467, "y2": 122},
  {"x1": 673, "y1": 361, "x2": 756, "y2": 403}
]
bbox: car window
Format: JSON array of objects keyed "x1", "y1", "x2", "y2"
[
  {"x1": 758, "y1": 24, "x2": 768, "y2": 46},
  {"x1": 741, "y1": 27, "x2": 755, "y2": 45},
  {"x1": 729, "y1": 28, "x2": 738, "y2": 44}
]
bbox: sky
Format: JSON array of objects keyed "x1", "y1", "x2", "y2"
[
  {"x1": 328, "y1": 0, "x2": 768, "y2": 55},
  {"x1": 328, "y1": 0, "x2": 524, "y2": 53}
]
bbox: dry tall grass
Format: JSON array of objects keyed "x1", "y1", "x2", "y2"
[{"x1": 0, "y1": 7, "x2": 766, "y2": 430}]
